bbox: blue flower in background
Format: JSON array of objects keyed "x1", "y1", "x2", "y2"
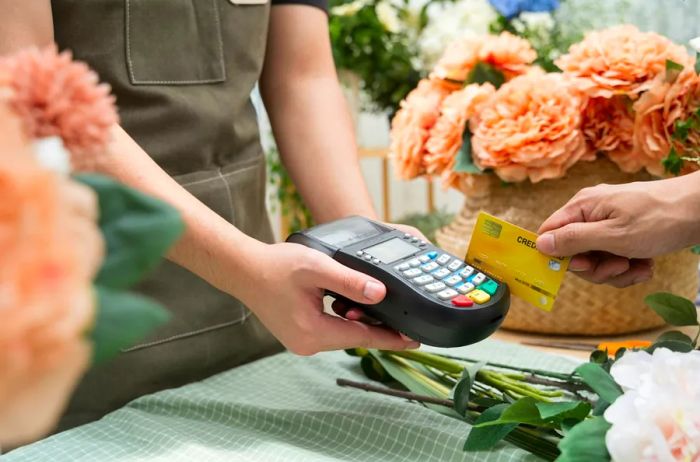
[{"x1": 488, "y1": 0, "x2": 560, "y2": 19}]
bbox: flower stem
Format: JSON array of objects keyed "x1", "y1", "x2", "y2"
[
  {"x1": 336, "y1": 378, "x2": 458, "y2": 408},
  {"x1": 433, "y1": 353, "x2": 575, "y2": 381}
]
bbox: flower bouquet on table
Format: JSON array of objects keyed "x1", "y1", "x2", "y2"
[
  {"x1": 0, "y1": 47, "x2": 183, "y2": 448},
  {"x1": 339, "y1": 292, "x2": 700, "y2": 461},
  {"x1": 390, "y1": 25, "x2": 700, "y2": 336}
]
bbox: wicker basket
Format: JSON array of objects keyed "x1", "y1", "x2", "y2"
[{"x1": 435, "y1": 159, "x2": 699, "y2": 335}]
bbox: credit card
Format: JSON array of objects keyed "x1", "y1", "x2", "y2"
[{"x1": 465, "y1": 212, "x2": 570, "y2": 312}]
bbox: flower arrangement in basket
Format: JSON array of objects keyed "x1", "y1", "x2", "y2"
[
  {"x1": 391, "y1": 24, "x2": 700, "y2": 191},
  {"x1": 390, "y1": 25, "x2": 700, "y2": 335},
  {"x1": 339, "y1": 292, "x2": 700, "y2": 461},
  {"x1": 0, "y1": 47, "x2": 183, "y2": 447}
]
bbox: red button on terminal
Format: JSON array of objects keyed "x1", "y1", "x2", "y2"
[{"x1": 451, "y1": 295, "x2": 474, "y2": 308}]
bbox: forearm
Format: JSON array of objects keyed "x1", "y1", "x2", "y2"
[
  {"x1": 676, "y1": 170, "x2": 700, "y2": 247},
  {"x1": 92, "y1": 126, "x2": 263, "y2": 295},
  {"x1": 262, "y1": 73, "x2": 377, "y2": 223}
]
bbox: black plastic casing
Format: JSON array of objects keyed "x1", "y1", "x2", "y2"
[{"x1": 286, "y1": 216, "x2": 510, "y2": 348}]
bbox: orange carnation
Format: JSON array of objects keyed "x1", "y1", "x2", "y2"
[
  {"x1": 425, "y1": 83, "x2": 495, "y2": 192},
  {"x1": 0, "y1": 46, "x2": 118, "y2": 171},
  {"x1": 582, "y1": 96, "x2": 638, "y2": 172},
  {"x1": 390, "y1": 78, "x2": 451, "y2": 179},
  {"x1": 432, "y1": 32, "x2": 537, "y2": 83},
  {"x1": 0, "y1": 102, "x2": 103, "y2": 445},
  {"x1": 556, "y1": 25, "x2": 694, "y2": 99},
  {"x1": 471, "y1": 73, "x2": 593, "y2": 183},
  {"x1": 633, "y1": 69, "x2": 700, "y2": 176}
]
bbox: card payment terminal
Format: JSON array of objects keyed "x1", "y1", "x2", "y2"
[{"x1": 287, "y1": 216, "x2": 510, "y2": 347}]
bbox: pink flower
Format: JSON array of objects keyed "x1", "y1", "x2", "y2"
[
  {"x1": 390, "y1": 79, "x2": 452, "y2": 179},
  {"x1": 470, "y1": 73, "x2": 593, "y2": 183},
  {"x1": 582, "y1": 96, "x2": 638, "y2": 172},
  {"x1": 425, "y1": 83, "x2": 495, "y2": 192},
  {"x1": 432, "y1": 32, "x2": 537, "y2": 83},
  {"x1": 556, "y1": 25, "x2": 695, "y2": 99},
  {"x1": 0, "y1": 46, "x2": 118, "y2": 171},
  {"x1": 0, "y1": 101, "x2": 103, "y2": 445}
]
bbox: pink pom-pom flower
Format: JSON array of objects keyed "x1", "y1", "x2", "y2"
[{"x1": 0, "y1": 46, "x2": 118, "y2": 168}]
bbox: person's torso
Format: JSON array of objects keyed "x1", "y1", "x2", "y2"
[{"x1": 51, "y1": 0, "x2": 283, "y2": 432}]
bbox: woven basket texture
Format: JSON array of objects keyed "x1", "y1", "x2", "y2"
[{"x1": 435, "y1": 159, "x2": 699, "y2": 335}]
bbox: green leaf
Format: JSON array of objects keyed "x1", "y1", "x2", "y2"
[
  {"x1": 452, "y1": 362, "x2": 485, "y2": 416},
  {"x1": 453, "y1": 129, "x2": 483, "y2": 174},
  {"x1": 360, "y1": 356, "x2": 392, "y2": 382},
  {"x1": 475, "y1": 397, "x2": 550, "y2": 428},
  {"x1": 92, "y1": 286, "x2": 170, "y2": 364},
  {"x1": 647, "y1": 340, "x2": 695, "y2": 353},
  {"x1": 656, "y1": 330, "x2": 694, "y2": 345},
  {"x1": 75, "y1": 174, "x2": 185, "y2": 290},
  {"x1": 464, "y1": 404, "x2": 517, "y2": 452},
  {"x1": 369, "y1": 351, "x2": 456, "y2": 417},
  {"x1": 673, "y1": 118, "x2": 693, "y2": 141},
  {"x1": 666, "y1": 59, "x2": 684, "y2": 82},
  {"x1": 589, "y1": 350, "x2": 608, "y2": 365},
  {"x1": 696, "y1": 52, "x2": 700, "y2": 75},
  {"x1": 556, "y1": 416, "x2": 612, "y2": 462},
  {"x1": 662, "y1": 148, "x2": 684, "y2": 175},
  {"x1": 592, "y1": 399, "x2": 611, "y2": 417},
  {"x1": 691, "y1": 245, "x2": 700, "y2": 255},
  {"x1": 536, "y1": 401, "x2": 591, "y2": 423},
  {"x1": 645, "y1": 292, "x2": 699, "y2": 326},
  {"x1": 575, "y1": 363, "x2": 622, "y2": 403},
  {"x1": 467, "y1": 61, "x2": 506, "y2": 89}
]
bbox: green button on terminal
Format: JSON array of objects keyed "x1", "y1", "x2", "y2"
[{"x1": 479, "y1": 279, "x2": 499, "y2": 296}]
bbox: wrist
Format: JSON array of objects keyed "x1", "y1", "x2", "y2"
[{"x1": 675, "y1": 172, "x2": 700, "y2": 247}]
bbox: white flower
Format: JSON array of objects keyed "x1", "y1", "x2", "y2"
[
  {"x1": 514, "y1": 12, "x2": 555, "y2": 33},
  {"x1": 330, "y1": 0, "x2": 368, "y2": 17},
  {"x1": 32, "y1": 137, "x2": 72, "y2": 175},
  {"x1": 605, "y1": 348, "x2": 700, "y2": 462},
  {"x1": 376, "y1": 1, "x2": 402, "y2": 34},
  {"x1": 417, "y1": 0, "x2": 497, "y2": 70},
  {"x1": 690, "y1": 37, "x2": 700, "y2": 54}
]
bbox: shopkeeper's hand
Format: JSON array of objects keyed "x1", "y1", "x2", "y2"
[
  {"x1": 237, "y1": 242, "x2": 420, "y2": 356},
  {"x1": 535, "y1": 172, "x2": 700, "y2": 288}
]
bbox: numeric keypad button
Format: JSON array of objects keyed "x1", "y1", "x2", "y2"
[
  {"x1": 412, "y1": 275, "x2": 434, "y2": 286},
  {"x1": 436, "y1": 254, "x2": 451, "y2": 265},
  {"x1": 437, "y1": 289, "x2": 458, "y2": 301},
  {"x1": 424, "y1": 282, "x2": 446, "y2": 293},
  {"x1": 447, "y1": 260, "x2": 463, "y2": 272},
  {"x1": 402, "y1": 268, "x2": 423, "y2": 278}
]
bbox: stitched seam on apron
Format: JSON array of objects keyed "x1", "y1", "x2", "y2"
[
  {"x1": 217, "y1": 169, "x2": 237, "y2": 223},
  {"x1": 124, "y1": 0, "x2": 227, "y2": 85},
  {"x1": 177, "y1": 159, "x2": 263, "y2": 187},
  {"x1": 121, "y1": 314, "x2": 252, "y2": 353}
]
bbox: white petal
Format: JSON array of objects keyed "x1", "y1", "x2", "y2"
[
  {"x1": 32, "y1": 137, "x2": 72, "y2": 175},
  {"x1": 690, "y1": 37, "x2": 700, "y2": 53}
]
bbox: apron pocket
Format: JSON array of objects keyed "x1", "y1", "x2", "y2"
[{"x1": 125, "y1": 0, "x2": 226, "y2": 85}]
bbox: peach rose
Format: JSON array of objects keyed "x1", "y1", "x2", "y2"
[
  {"x1": 471, "y1": 73, "x2": 594, "y2": 183},
  {"x1": 582, "y1": 96, "x2": 638, "y2": 172},
  {"x1": 633, "y1": 69, "x2": 700, "y2": 176},
  {"x1": 0, "y1": 102, "x2": 103, "y2": 445},
  {"x1": 432, "y1": 32, "x2": 537, "y2": 83},
  {"x1": 556, "y1": 25, "x2": 695, "y2": 99},
  {"x1": 390, "y1": 78, "x2": 451, "y2": 179},
  {"x1": 425, "y1": 83, "x2": 495, "y2": 193},
  {"x1": 0, "y1": 46, "x2": 118, "y2": 171}
]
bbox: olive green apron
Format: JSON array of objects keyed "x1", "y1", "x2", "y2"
[{"x1": 51, "y1": 0, "x2": 283, "y2": 431}]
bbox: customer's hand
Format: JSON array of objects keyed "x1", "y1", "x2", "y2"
[
  {"x1": 236, "y1": 242, "x2": 420, "y2": 356},
  {"x1": 535, "y1": 172, "x2": 700, "y2": 287}
]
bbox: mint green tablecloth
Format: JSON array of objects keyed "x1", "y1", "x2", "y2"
[{"x1": 2, "y1": 341, "x2": 579, "y2": 462}]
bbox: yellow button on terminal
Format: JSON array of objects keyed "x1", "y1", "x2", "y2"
[{"x1": 467, "y1": 289, "x2": 491, "y2": 304}]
